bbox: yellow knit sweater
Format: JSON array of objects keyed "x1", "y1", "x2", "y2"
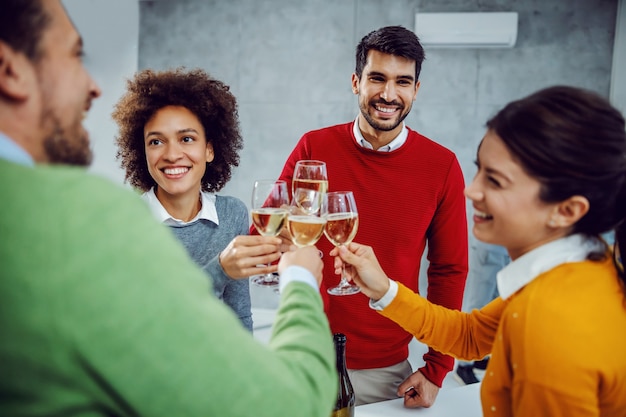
[{"x1": 380, "y1": 257, "x2": 626, "y2": 416}]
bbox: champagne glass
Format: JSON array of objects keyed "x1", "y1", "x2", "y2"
[
  {"x1": 287, "y1": 188, "x2": 327, "y2": 248},
  {"x1": 324, "y1": 191, "x2": 360, "y2": 295},
  {"x1": 292, "y1": 160, "x2": 328, "y2": 215},
  {"x1": 250, "y1": 179, "x2": 289, "y2": 287}
]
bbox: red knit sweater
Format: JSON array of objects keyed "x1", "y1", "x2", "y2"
[{"x1": 278, "y1": 121, "x2": 468, "y2": 386}]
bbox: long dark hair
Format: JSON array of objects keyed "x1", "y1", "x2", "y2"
[{"x1": 487, "y1": 86, "x2": 626, "y2": 292}]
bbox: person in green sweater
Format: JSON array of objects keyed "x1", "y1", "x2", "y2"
[
  {"x1": 333, "y1": 86, "x2": 626, "y2": 415},
  {"x1": 0, "y1": 1, "x2": 337, "y2": 416},
  {"x1": 113, "y1": 68, "x2": 281, "y2": 332}
]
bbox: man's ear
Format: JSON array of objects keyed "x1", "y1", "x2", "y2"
[
  {"x1": 0, "y1": 41, "x2": 32, "y2": 101},
  {"x1": 351, "y1": 73, "x2": 360, "y2": 95}
]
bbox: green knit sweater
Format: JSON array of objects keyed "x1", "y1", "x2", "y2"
[{"x1": 0, "y1": 159, "x2": 336, "y2": 417}]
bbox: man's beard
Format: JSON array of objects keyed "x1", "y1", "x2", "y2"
[
  {"x1": 41, "y1": 112, "x2": 92, "y2": 167},
  {"x1": 359, "y1": 99, "x2": 411, "y2": 132}
]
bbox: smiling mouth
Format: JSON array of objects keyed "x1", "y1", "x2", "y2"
[
  {"x1": 475, "y1": 210, "x2": 493, "y2": 220},
  {"x1": 374, "y1": 105, "x2": 397, "y2": 113},
  {"x1": 373, "y1": 103, "x2": 400, "y2": 114},
  {"x1": 163, "y1": 167, "x2": 189, "y2": 175}
]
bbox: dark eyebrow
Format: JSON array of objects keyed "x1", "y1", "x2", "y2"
[
  {"x1": 178, "y1": 128, "x2": 199, "y2": 134},
  {"x1": 145, "y1": 128, "x2": 200, "y2": 137}
]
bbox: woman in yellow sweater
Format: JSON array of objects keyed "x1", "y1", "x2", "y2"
[{"x1": 333, "y1": 86, "x2": 626, "y2": 416}]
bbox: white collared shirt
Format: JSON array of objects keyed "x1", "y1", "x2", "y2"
[
  {"x1": 142, "y1": 188, "x2": 220, "y2": 226},
  {"x1": 496, "y1": 234, "x2": 605, "y2": 299},
  {"x1": 352, "y1": 116, "x2": 408, "y2": 152}
]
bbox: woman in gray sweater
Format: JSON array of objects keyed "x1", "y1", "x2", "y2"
[{"x1": 113, "y1": 68, "x2": 284, "y2": 331}]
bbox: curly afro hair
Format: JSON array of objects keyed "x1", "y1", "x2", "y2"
[{"x1": 113, "y1": 67, "x2": 243, "y2": 193}]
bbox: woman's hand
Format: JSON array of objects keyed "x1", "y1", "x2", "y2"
[
  {"x1": 219, "y1": 235, "x2": 290, "y2": 279},
  {"x1": 330, "y1": 242, "x2": 390, "y2": 300}
]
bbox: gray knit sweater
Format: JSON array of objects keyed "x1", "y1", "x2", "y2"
[{"x1": 169, "y1": 195, "x2": 252, "y2": 331}]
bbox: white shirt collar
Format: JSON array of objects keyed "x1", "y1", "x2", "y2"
[
  {"x1": 352, "y1": 116, "x2": 408, "y2": 152},
  {"x1": 0, "y1": 131, "x2": 34, "y2": 166},
  {"x1": 497, "y1": 234, "x2": 605, "y2": 299},
  {"x1": 142, "y1": 187, "x2": 219, "y2": 226}
]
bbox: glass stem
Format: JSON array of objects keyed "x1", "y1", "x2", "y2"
[{"x1": 339, "y1": 246, "x2": 351, "y2": 287}]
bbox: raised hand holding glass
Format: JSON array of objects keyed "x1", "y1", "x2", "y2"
[{"x1": 324, "y1": 191, "x2": 360, "y2": 295}]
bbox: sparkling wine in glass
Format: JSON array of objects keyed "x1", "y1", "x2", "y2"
[
  {"x1": 292, "y1": 160, "x2": 328, "y2": 215},
  {"x1": 287, "y1": 188, "x2": 327, "y2": 248},
  {"x1": 250, "y1": 179, "x2": 289, "y2": 287},
  {"x1": 324, "y1": 191, "x2": 360, "y2": 295}
]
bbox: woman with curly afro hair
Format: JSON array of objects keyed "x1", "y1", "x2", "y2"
[{"x1": 113, "y1": 68, "x2": 286, "y2": 331}]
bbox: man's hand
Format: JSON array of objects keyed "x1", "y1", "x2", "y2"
[
  {"x1": 397, "y1": 370, "x2": 440, "y2": 408},
  {"x1": 279, "y1": 246, "x2": 323, "y2": 285}
]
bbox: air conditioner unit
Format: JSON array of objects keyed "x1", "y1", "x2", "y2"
[{"x1": 415, "y1": 12, "x2": 518, "y2": 48}]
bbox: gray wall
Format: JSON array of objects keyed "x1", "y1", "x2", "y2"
[{"x1": 138, "y1": 0, "x2": 618, "y2": 209}]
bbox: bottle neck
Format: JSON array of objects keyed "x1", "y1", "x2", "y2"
[{"x1": 335, "y1": 341, "x2": 347, "y2": 372}]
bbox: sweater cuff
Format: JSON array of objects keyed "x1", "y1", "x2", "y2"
[{"x1": 418, "y1": 350, "x2": 455, "y2": 387}]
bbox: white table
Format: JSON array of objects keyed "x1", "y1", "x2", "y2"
[
  {"x1": 355, "y1": 383, "x2": 482, "y2": 417},
  {"x1": 251, "y1": 307, "x2": 277, "y2": 344}
]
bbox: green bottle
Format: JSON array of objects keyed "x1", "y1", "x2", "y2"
[{"x1": 330, "y1": 333, "x2": 355, "y2": 417}]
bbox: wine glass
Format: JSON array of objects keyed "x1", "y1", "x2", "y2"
[
  {"x1": 287, "y1": 187, "x2": 327, "y2": 248},
  {"x1": 250, "y1": 179, "x2": 289, "y2": 287},
  {"x1": 292, "y1": 160, "x2": 328, "y2": 215},
  {"x1": 324, "y1": 191, "x2": 360, "y2": 295}
]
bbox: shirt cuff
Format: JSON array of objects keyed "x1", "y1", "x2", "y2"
[
  {"x1": 369, "y1": 279, "x2": 398, "y2": 311},
  {"x1": 278, "y1": 265, "x2": 319, "y2": 293}
]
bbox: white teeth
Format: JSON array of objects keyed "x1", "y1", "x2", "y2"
[
  {"x1": 163, "y1": 167, "x2": 189, "y2": 175},
  {"x1": 475, "y1": 210, "x2": 492, "y2": 219},
  {"x1": 375, "y1": 105, "x2": 396, "y2": 113}
]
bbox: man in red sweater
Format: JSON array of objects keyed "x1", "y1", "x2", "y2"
[{"x1": 277, "y1": 26, "x2": 468, "y2": 407}]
